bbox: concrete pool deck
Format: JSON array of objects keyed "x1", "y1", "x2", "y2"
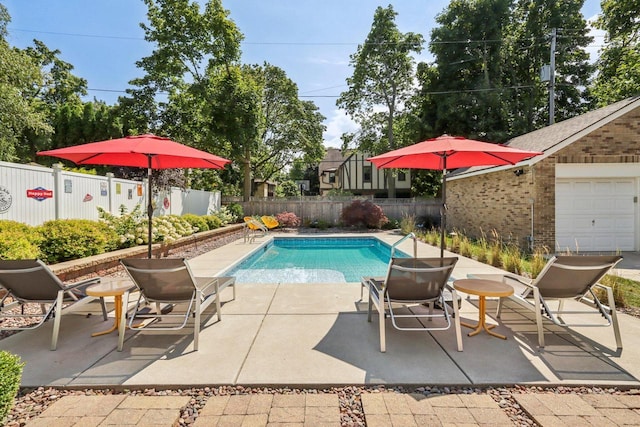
[{"x1": 2, "y1": 230, "x2": 640, "y2": 389}]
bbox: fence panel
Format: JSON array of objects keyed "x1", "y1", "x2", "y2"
[
  {"x1": 0, "y1": 161, "x2": 221, "y2": 225},
  {"x1": 230, "y1": 197, "x2": 441, "y2": 225},
  {"x1": 0, "y1": 161, "x2": 56, "y2": 225}
]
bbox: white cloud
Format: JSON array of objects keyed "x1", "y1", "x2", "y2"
[{"x1": 323, "y1": 109, "x2": 359, "y2": 148}]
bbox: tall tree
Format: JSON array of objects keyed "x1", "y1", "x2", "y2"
[
  {"x1": 0, "y1": 5, "x2": 50, "y2": 161},
  {"x1": 18, "y1": 40, "x2": 90, "y2": 160},
  {"x1": 337, "y1": 5, "x2": 424, "y2": 197},
  {"x1": 503, "y1": 0, "x2": 593, "y2": 133},
  {"x1": 426, "y1": 0, "x2": 512, "y2": 142},
  {"x1": 592, "y1": 0, "x2": 640, "y2": 105}
]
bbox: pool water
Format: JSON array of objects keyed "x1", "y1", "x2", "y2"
[{"x1": 227, "y1": 237, "x2": 409, "y2": 283}]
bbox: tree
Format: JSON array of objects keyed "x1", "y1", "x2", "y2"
[
  {"x1": 503, "y1": 0, "x2": 593, "y2": 133},
  {"x1": 425, "y1": 0, "x2": 512, "y2": 142},
  {"x1": 592, "y1": 0, "x2": 640, "y2": 105},
  {"x1": 0, "y1": 5, "x2": 50, "y2": 161},
  {"x1": 337, "y1": 5, "x2": 424, "y2": 197}
]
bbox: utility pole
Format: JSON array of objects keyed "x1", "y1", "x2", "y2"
[{"x1": 549, "y1": 27, "x2": 557, "y2": 125}]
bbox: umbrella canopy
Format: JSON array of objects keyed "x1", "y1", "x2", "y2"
[
  {"x1": 368, "y1": 135, "x2": 542, "y2": 256},
  {"x1": 38, "y1": 134, "x2": 231, "y2": 258}
]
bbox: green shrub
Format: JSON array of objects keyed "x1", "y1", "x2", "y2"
[
  {"x1": 0, "y1": 220, "x2": 32, "y2": 234},
  {"x1": 211, "y1": 206, "x2": 236, "y2": 225},
  {"x1": 0, "y1": 231, "x2": 42, "y2": 260},
  {"x1": 0, "y1": 351, "x2": 24, "y2": 424},
  {"x1": 98, "y1": 205, "x2": 147, "y2": 249},
  {"x1": 382, "y1": 217, "x2": 401, "y2": 230},
  {"x1": 340, "y1": 200, "x2": 389, "y2": 229},
  {"x1": 181, "y1": 214, "x2": 209, "y2": 232},
  {"x1": 204, "y1": 215, "x2": 222, "y2": 230},
  {"x1": 225, "y1": 203, "x2": 244, "y2": 222},
  {"x1": 459, "y1": 235, "x2": 473, "y2": 258},
  {"x1": 39, "y1": 219, "x2": 118, "y2": 263},
  {"x1": 0, "y1": 221, "x2": 43, "y2": 260}
]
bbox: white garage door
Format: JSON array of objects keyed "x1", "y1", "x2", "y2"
[{"x1": 556, "y1": 178, "x2": 636, "y2": 252}]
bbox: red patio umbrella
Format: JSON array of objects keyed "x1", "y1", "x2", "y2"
[
  {"x1": 368, "y1": 135, "x2": 542, "y2": 257},
  {"x1": 38, "y1": 134, "x2": 231, "y2": 258}
]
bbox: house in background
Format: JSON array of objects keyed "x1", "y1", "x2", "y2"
[
  {"x1": 446, "y1": 96, "x2": 640, "y2": 252},
  {"x1": 253, "y1": 179, "x2": 276, "y2": 198},
  {"x1": 318, "y1": 148, "x2": 412, "y2": 197}
]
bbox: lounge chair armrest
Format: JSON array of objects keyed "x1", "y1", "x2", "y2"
[
  {"x1": 195, "y1": 277, "x2": 219, "y2": 294},
  {"x1": 64, "y1": 277, "x2": 101, "y2": 299}
]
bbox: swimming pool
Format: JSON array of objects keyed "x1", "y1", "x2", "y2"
[{"x1": 226, "y1": 237, "x2": 410, "y2": 284}]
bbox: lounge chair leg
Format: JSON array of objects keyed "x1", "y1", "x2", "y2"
[
  {"x1": 452, "y1": 289, "x2": 463, "y2": 352},
  {"x1": 215, "y1": 281, "x2": 221, "y2": 322},
  {"x1": 534, "y1": 288, "x2": 545, "y2": 348},
  {"x1": 496, "y1": 297, "x2": 503, "y2": 318},
  {"x1": 99, "y1": 297, "x2": 108, "y2": 321},
  {"x1": 379, "y1": 299, "x2": 386, "y2": 352},
  {"x1": 118, "y1": 291, "x2": 129, "y2": 352},
  {"x1": 51, "y1": 291, "x2": 64, "y2": 351},
  {"x1": 606, "y1": 287, "x2": 623, "y2": 349},
  {"x1": 194, "y1": 290, "x2": 202, "y2": 351}
]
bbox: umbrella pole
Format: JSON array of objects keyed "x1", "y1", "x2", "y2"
[
  {"x1": 440, "y1": 162, "x2": 447, "y2": 258},
  {"x1": 147, "y1": 156, "x2": 153, "y2": 259}
]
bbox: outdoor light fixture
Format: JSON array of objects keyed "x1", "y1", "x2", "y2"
[{"x1": 514, "y1": 168, "x2": 524, "y2": 176}]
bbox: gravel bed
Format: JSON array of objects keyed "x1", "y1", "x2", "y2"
[{"x1": 3, "y1": 229, "x2": 640, "y2": 426}]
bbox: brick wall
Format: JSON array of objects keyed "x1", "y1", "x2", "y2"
[{"x1": 447, "y1": 108, "x2": 640, "y2": 250}]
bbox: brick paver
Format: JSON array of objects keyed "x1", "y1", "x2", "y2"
[
  {"x1": 24, "y1": 391, "x2": 640, "y2": 426},
  {"x1": 515, "y1": 394, "x2": 640, "y2": 427}
]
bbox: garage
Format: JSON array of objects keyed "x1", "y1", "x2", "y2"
[{"x1": 556, "y1": 178, "x2": 636, "y2": 252}]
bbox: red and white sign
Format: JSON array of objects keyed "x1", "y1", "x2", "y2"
[{"x1": 26, "y1": 187, "x2": 53, "y2": 201}]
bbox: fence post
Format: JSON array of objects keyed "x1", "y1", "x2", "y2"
[
  {"x1": 106, "y1": 172, "x2": 114, "y2": 214},
  {"x1": 52, "y1": 163, "x2": 63, "y2": 220}
]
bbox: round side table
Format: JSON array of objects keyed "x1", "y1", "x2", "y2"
[
  {"x1": 453, "y1": 278, "x2": 514, "y2": 340},
  {"x1": 86, "y1": 279, "x2": 135, "y2": 337}
]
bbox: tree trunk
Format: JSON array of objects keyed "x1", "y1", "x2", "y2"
[
  {"x1": 243, "y1": 147, "x2": 252, "y2": 202},
  {"x1": 387, "y1": 106, "x2": 396, "y2": 198}
]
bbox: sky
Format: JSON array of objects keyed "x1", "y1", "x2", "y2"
[{"x1": 4, "y1": 0, "x2": 604, "y2": 148}]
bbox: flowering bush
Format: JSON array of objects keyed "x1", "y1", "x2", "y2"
[
  {"x1": 150, "y1": 215, "x2": 194, "y2": 244},
  {"x1": 340, "y1": 200, "x2": 388, "y2": 229},
  {"x1": 98, "y1": 205, "x2": 147, "y2": 249},
  {"x1": 181, "y1": 214, "x2": 209, "y2": 232},
  {"x1": 276, "y1": 211, "x2": 301, "y2": 227},
  {"x1": 211, "y1": 206, "x2": 237, "y2": 225}
]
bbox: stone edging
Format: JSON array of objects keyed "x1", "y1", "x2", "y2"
[{"x1": 50, "y1": 223, "x2": 245, "y2": 281}]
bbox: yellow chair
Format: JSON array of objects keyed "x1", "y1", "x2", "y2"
[
  {"x1": 261, "y1": 215, "x2": 279, "y2": 229},
  {"x1": 244, "y1": 216, "x2": 267, "y2": 242}
]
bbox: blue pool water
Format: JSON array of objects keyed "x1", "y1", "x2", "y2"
[{"x1": 227, "y1": 237, "x2": 410, "y2": 283}]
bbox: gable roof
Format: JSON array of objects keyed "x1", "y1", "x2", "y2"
[
  {"x1": 450, "y1": 96, "x2": 640, "y2": 179},
  {"x1": 506, "y1": 96, "x2": 640, "y2": 156},
  {"x1": 319, "y1": 148, "x2": 348, "y2": 174}
]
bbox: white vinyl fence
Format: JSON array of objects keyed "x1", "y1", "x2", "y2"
[{"x1": 0, "y1": 161, "x2": 221, "y2": 226}]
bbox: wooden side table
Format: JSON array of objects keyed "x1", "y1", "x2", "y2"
[
  {"x1": 453, "y1": 278, "x2": 514, "y2": 340},
  {"x1": 85, "y1": 279, "x2": 135, "y2": 338}
]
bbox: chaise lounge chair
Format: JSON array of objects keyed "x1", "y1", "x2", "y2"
[
  {"x1": 120, "y1": 258, "x2": 235, "y2": 351},
  {"x1": 0, "y1": 259, "x2": 108, "y2": 350},
  {"x1": 364, "y1": 257, "x2": 462, "y2": 352},
  {"x1": 487, "y1": 255, "x2": 623, "y2": 349},
  {"x1": 261, "y1": 215, "x2": 279, "y2": 230},
  {"x1": 244, "y1": 216, "x2": 268, "y2": 242}
]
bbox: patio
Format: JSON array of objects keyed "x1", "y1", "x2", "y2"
[{"x1": 2, "y1": 231, "x2": 640, "y2": 389}]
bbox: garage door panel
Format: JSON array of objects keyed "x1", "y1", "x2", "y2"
[{"x1": 555, "y1": 178, "x2": 636, "y2": 252}]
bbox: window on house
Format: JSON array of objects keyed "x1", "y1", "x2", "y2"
[
  {"x1": 363, "y1": 165, "x2": 372, "y2": 183},
  {"x1": 328, "y1": 172, "x2": 336, "y2": 183},
  {"x1": 398, "y1": 171, "x2": 406, "y2": 182}
]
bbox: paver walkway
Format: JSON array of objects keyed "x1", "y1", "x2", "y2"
[{"x1": 23, "y1": 391, "x2": 640, "y2": 426}]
